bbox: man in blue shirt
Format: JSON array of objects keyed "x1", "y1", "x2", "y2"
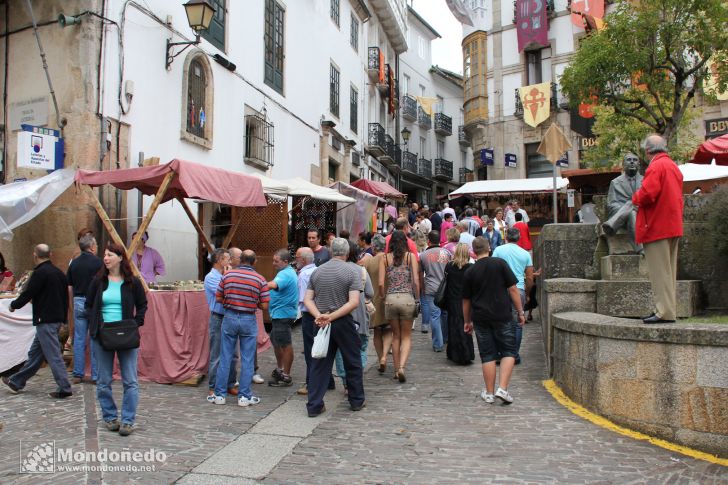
[
  {"x1": 267, "y1": 248, "x2": 299, "y2": 386},
  {"x1": 204, "y1": 248, "x2": 238, "y2": 402},
  {"x1": 492, "y1": 229, "x2": 534, "y2": 364}
]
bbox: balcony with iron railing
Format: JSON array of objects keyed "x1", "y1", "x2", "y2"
[
  {"x1": 418, "y1": 158, "x2": 432, "y2": 179},
  {"x1": 380, "y1": 134, "x2": 395, "y2": 164},
  {"x1": 514, "y1": 82, "x2": 559, "y2": 119},
  {"x1": 367, "y1": 47, "x2": 381, "y2": 82},
  {"x1": 367, "y1": 122, "x2": 386, "y2": 157},
  {"x1": 434, "y1": 113, "x2": 452, "y2": 136},
  {"x1": 434, "y1": 159, "x2": 453, "y2": 181},
  {"x1": 459, "y1": 167, "x2": 473, "y2": 184},
  {"x1": 402, "y1": 150, "x2": 418, "y2": 173},
  {"x1": 402, "y1": 95, "x2": 417, "y2": 122},
  {"x1": 458, "y1": 125, "x2": 469, "y2": 146},
  {"x1": 417, "y1": 106, "x2": 431, "y2": 130}
]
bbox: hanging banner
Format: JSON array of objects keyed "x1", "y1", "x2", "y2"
[
  {"x1": 505, "y1": 153, "x2": 517, "y2": 168},
  {"x1": 480, "y1": 148, "x2": 494, "y2": 166},
  {"x1": 519, "y1": 82, "x2": 551, "y2": 128},
  {"x1": 378, "y1": 50, "x2": 385, "y2": 84},
  {"x1": 570, "y1": 0, "x2": 604, "y2": 28},
  {"x1": 387, "y1": 65, "x2": 396, "y2": 115},
  {"x1": 516, "y1": 0, "x2": 548, "y2": 52}
]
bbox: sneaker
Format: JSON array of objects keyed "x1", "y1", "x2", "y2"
[
  {"x1": 297, "y1": 384, "x2": 308, "y2": 395},
  {"x1": 252, "y1": 374, "x2": 265, "y2": 384},
  {"x1": 105, "y1": 419, "x2": 120, "y2": 431},
  {"x1": 212, "y1": 395, "x2": 226, "y2": 405},
  {"x1": 271, "y1": 368, "x2": 283, "y2": 380},
  {"x1": 238, "y1": 395, "x2": 261, "y2": 407},
  {"x1": 480, "y1": 390, "x2": 495, "y2": 404},
  {"x1": 2, "y1": 376, "x2": 19, "y2": 394},
  {"x1": 118, "y1": 423, "x2": 134, "y2": 436},
  {"x1": 206, "y1": 391, "x2": 215, "y2": 403},
  {"x1": 495, "y1": 387, "x2": 514, "y2": 405}
]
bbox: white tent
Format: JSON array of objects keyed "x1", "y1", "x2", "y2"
[
  {"x1": 449, "y1": 177, "x2": 569, "y2": 199},
  {"x1": 679, "y1": 162, "x2": 728, "y2": 182},
  {"x1": 281, "y1": 177, "x2": 355, "y2": 203},
  {"x1": 0, "y1": 168, "x2": 75, "y2": 240}
]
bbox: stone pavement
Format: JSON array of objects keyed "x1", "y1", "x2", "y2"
[{"x1": 1, "y1": 318, "x2": 726, "y2": 484}]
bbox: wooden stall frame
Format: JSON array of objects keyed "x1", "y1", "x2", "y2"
[{"x1": 81, "y1": 169, "x2": 216, "y2": 292}]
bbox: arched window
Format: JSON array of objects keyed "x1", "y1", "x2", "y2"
[
  {"x1": 181, "y1": 51, "x2": 214, "y2": 149},
  {"x1": 187, "y1": 60, "x2": 206, "y2": 138}
]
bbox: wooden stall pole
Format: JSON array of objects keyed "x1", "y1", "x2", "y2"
[
  {"x1": 177, "y1": 196, "x2": 214, "y2": 255},
  {"x1": 221, "y1": 209, "x2": 246, "y2": 249},
  {"x1": 84, "y1": 185, "x2": 150, "y2": 292},
  {"x1": 128, "y1": 171, "x2": 176, "y2": 258}
]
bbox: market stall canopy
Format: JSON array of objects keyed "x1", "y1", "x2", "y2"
[
  {"x1": 679, "y1": 162, "x2": 728, "y2": 182},
  {"x1": 250, "y1": 173, "x2": 289, "y2": 198},
  {"x1": 350, "y1": 179, "x2": 406, "y2": 201},
  {"x1": 0, "y1": 168, "x2": 75, "y2": 240},
  {"x1": 75, "y1": 159, "x2": 267, "y2": 207},
  {"x1": 690, "y1": 134, "x2": 728, "y2": 166},
  {"x1": 330, "y1": 181, "x2": 382, "y2": 237},
  {"x1": 280, "y1": 177, "x2": 355, "y2": 203},
  {"x1": 449, "y1": 177, "x2": 569, "y2": 198}
]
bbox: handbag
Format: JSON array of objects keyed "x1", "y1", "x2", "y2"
[
  {"x1": 434, "y1": 264, "x2": 449, "y2": 309},
  {"x1": 311, "y1": 324, "x2": 331, "y2": 359},
  {"x1": 361, "y1": 267, "x2": 376, "y2": 316},
  {"x1": 98, "y1": 319, "x2": 140, "y2": 351},
  {"x1": 407, "y1": 253, "x2": 421, "y2": 318}
]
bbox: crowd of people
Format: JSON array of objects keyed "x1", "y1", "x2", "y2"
[{"x1": 1, "y1": 199, "x2": 537, "y2": 433}]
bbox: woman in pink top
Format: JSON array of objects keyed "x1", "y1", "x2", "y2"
[{"x1": 439, "y1": 213, "x2": 455, "y2": 245}]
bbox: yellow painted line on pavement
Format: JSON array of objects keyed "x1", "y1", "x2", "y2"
[{"x1": 542, "y1": 379, "x2": 728, "y2": 466}]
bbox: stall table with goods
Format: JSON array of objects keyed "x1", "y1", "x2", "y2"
[{"x1": 75, "y1": 159, "x2": 268, "y2": 384}]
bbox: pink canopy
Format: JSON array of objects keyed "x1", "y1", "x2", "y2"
[
  {"x1": 350, "y1": 178, "x2": 406, "y2": 200},
  {"x1": 690, "y1": 134, "x2": 728, "y2": 166},
  {"x1": 75, "y1": 159, "x2": 267, "y2": 206}
]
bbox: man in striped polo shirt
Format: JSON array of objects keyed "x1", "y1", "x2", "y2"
[
  {"x1": 213, "y1": 250, "x2": 270, "y2": 407},
  {"x1": 304, "y1": 238, "x2": 365, "y2": 417}
]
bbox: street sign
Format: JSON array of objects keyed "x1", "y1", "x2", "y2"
[
  {"x1": 557, "y1": 152, "x2": 569, "y2": 168},
  {"x1": 567, "y1": 189, "x2": 575, "y2": 207},
  {"x1": 17, "y1": 124, "x2": 64, "y2": 171},
  {"x1": 480, "y1": 148, "x2": 494, "y2": 166},
  {"x1": 505, "y1": 153, "x2": 517, "y2": 168}
]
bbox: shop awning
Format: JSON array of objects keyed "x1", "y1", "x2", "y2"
[
  {"x1": 690, "y1": 134, "x2": 728, "y2": 166},
  {"x1": 350, "y1": 178, "x2": 406, "y2": 200},
  {"x1": 449, "y1": 177, "x2": 569, "y2": 198},
  {"x1": 75, "y1": 159, "x2": 267, "y2": 207}
]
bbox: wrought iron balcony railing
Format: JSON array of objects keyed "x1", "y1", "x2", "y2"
[
  {"x1": 434, "y1": 113, "x2": 452, "y2": 136},
  {"x1": 402, "y1": 95, "x2": 417, "y2": 121},
  {"x1": 402, "y1": 150, "x2": 418, "y2": 173},
  {"x1": 418, "y1": 158, "x2": 432, "y2": 178},
  {"x1": 380, "y1": 134, "x2": 395, "y2": 163},
  {"x1": 367, "y1": 46, "x2": 380, "y2": 72},
  {"x1": 434, "y1": 158, "x2": 453, "y2": 181},
  {"x1": 367, "y1": 122, "x2": 386, "y2": 157},
  {"x1": 417, "y1": 106, "x2": 431, "y2": 130},
  {"x1": 458, "y1": 125, "x2": 469, "y2": 146}
]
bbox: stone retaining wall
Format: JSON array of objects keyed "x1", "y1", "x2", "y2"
[{"x1": 552, "y1": 312, "x2": 728, "y2": 458}]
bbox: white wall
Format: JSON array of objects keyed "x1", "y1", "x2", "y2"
[
  {"x1": 502, "y1": 73, "x2": 522, "y2": 116},
  {"x1": 501, "y1": 29, "x2": 520, "y2": 67},
  {"x1": 101, "y1": 0, "x2": 371, "y2": 280}
]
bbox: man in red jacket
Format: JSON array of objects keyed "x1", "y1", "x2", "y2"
[{"x1": 632, "y1": 135, "x2": 683, "y2": 324}]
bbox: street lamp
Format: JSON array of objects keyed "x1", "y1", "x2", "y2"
[
  {"x1": 165, "y1": 0, "x2": 216, "y2": 70},
  {"x1": 400, "y1": 127, "x2": 411, "y2": 150}
]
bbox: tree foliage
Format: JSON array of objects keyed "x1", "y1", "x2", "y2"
[{"x1": 560, "y1": 0, "x2": 728, "y2": 163}]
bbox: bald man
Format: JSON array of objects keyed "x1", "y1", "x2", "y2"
[
  {"x1": 3, "y1": 244, "x2": 73, "y2": 398},
  {"x1": 633, "y1": 135, "x2": 684, "y2": 324}
]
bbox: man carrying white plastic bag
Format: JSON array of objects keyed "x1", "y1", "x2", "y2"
[{"x1": 304, "y1": 238, "x2": 365, "y2": 418}]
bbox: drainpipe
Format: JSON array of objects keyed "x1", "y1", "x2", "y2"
[{"x1": 395, "y1": 54, "x2": 401, "y2": 192}]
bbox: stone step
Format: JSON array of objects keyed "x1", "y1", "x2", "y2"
[
  {"x1": 600, "y1": 254, "x2": 648, "y2": 280},
  {"x1": 595, "y1": 280, "x2": 701, "y2": 318}
]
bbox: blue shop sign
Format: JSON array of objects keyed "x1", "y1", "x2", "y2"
[
  {"x1": 505, "y1": 153, "x2": 517, "y2": 168},
  {"x1": 480, "y1": 148, "x2": 494, "y2": 166}
]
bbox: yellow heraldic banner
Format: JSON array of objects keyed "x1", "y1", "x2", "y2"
[
  {"x1": 519, "y1": 82, "x2": 551, "y2": 127},
  {"x1": 415, "y1": 96, "x2": 439, "y2": 117}
]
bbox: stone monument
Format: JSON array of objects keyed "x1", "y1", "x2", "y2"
[{"x1": 602, "y1": 153, "x2": 643, "y2": 254}]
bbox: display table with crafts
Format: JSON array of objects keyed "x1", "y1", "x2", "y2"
[
  {"x1": 97, "y1": 288, "x2": 271, "y2": 385},
  {"x1": 0, "y1": 297, "x2": 34, "y2": 374}
]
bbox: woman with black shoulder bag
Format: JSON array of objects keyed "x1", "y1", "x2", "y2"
[{"x1": 85, "y1": 242, "x2": 147, "y2": 436}]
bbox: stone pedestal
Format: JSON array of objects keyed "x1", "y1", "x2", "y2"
[
  {"x1": 596, "y1": 280, "x2": 701, "y2": 318},
  {"x1": 601, "y1": 255, "x2": 648, "y2": 280}
]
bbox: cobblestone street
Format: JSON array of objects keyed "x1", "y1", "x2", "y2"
[{"x1": 1, "y1": 319, "x2": 726, "y2": 484}]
